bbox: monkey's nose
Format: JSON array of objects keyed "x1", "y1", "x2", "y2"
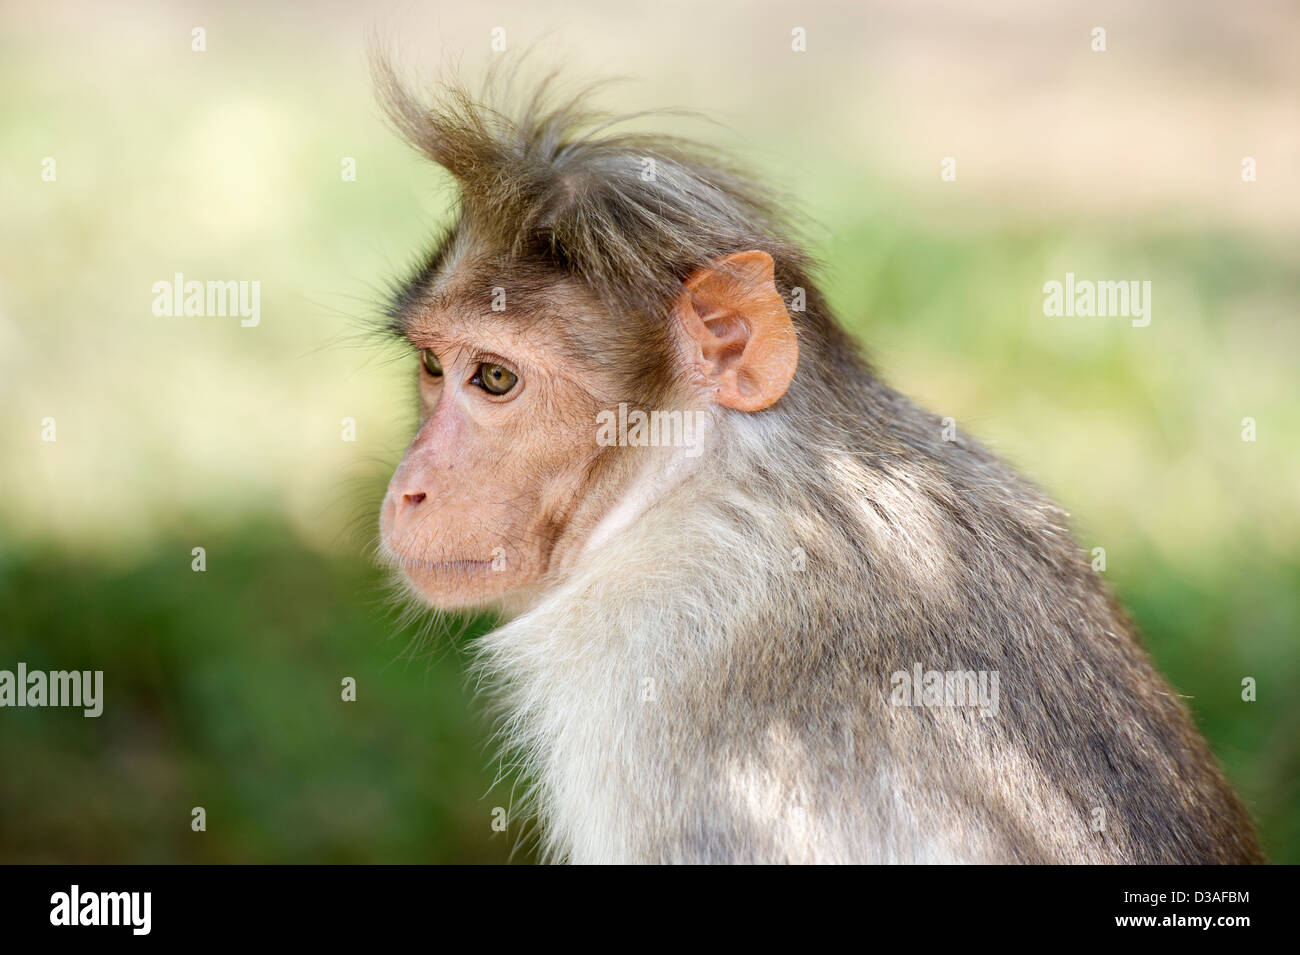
[
  {"x1": 385, "y1": 482, "x2": 431, "y2": 541},
  {"x1": 386, "y1": 474, "x2": 430, "y2": 521}
]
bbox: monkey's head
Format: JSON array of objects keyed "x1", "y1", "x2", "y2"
[{"x1": 375, "y1": 62, "x2": 815, "y2": 610}]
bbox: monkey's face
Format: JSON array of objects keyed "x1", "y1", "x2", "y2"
[
  {"x1": 380, "y1": 250, "x2": 798, "y2": 611},
  {"x1": 379, "y1": 301, "x2": 615, "y2": 610}
]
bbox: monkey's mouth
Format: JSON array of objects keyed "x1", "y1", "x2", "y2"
[
  {"x1": 389, "y1": 551, "x2": 510, "y2": 608},
  {"x1": 392, "y1": 554, "x2": 496, "y2": 575}
]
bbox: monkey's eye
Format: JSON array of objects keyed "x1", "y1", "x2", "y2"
[
  {"x1": 421, "y1": 349, "x2": 443, "y2": 378},
  {"x1": 472, "y1": 363, "x2": 518, "y2": 396}
]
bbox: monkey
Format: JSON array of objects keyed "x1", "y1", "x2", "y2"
[{"x1": 372, "y1": 61, "x2": 1265, "y2": 864}]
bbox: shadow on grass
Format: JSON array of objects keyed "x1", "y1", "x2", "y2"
[
  {"x1": 0, "y1": 525, "x2": 535, "y2": 864},
  {"x1": 0, "y1": 522, "x2": 1294, "y2": 863}
]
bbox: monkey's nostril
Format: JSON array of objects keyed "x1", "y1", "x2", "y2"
[{"x1": 403, "y1": 492, "x2": 427, "y2": 507}]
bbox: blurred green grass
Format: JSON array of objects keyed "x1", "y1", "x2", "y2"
[{"x1": 0, "y1": 526, "x2": 533, "y2": 863}]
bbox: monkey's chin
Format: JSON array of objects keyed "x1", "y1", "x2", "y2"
[{"x1": 395, "y1": 558, "x2": 517, "y2": 611}]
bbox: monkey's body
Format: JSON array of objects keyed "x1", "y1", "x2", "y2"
[
  {"x1": 481, "y1": 371, "x2": 1262, "y2": 863},
  {"x1": 374, "y1": 63, "x2": 1264, "y2": 864}
]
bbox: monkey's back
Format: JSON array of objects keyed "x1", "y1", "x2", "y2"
[{"x1": 657, "y1": 380, "x2": 1265, "y2": 863}]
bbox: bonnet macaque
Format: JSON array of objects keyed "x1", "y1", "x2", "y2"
[{"x1": 374, "y1": 63, "x2": 1264, "y2": 864}]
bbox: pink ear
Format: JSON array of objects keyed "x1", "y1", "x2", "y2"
[{"x1": 674, "y1": 251, "x2": 799, "y2": 412}]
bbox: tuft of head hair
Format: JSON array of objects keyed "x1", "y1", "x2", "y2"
[{"x1": 372, "y1": 54, "x2": 810, "y2": 319}]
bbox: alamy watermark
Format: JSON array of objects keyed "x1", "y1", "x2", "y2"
[
  {"x1": 151, "y1": 273, "x2": 260, "y2": 327},
  {"x1": 596, "y1": 403, "x2": 708, "y2": 457},
  {"x1": 1042, "y1": 272, "x2": 1151, "y2": 327},
  {"x1": 50, "y1": 885, "x2": 150, "y2": 935},
  {"x1": 0, "y1": 664, "x2": 103, "y2": 717},
  {"x1": 890, "y1": 663, "x2": 1000, "y2": 718}
]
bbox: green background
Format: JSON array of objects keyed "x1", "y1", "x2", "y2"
[{"x1": 1, "y1": 1, "x2": 1296, "y2": 862}]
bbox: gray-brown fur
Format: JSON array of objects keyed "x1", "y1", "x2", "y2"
[{"x1": 376, "y1": 59, "x2": 1264, "y2": 863}]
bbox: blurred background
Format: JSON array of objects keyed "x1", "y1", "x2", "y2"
[{"x1": 1, "y1": 0, "x2": 1296, "y2": 863}]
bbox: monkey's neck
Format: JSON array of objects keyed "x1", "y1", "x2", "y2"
[
  {"x1": 582, "y1": 417, "x2": 716, "y2": 559},
  {"x1": 475, "y1": 425, "x2": 789, "y2": 861}
]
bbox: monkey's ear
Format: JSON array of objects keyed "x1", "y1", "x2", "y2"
[{"x1": 673, "y1": 250, "x2": 799, "y2": 412}]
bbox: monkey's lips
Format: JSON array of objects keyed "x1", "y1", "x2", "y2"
[
  {"x1": 391, "y1": 554, "x2": 496, "y2": 576},
  {"x1": 384, "y1": 547, "x2": 508, "y2": 606}
]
